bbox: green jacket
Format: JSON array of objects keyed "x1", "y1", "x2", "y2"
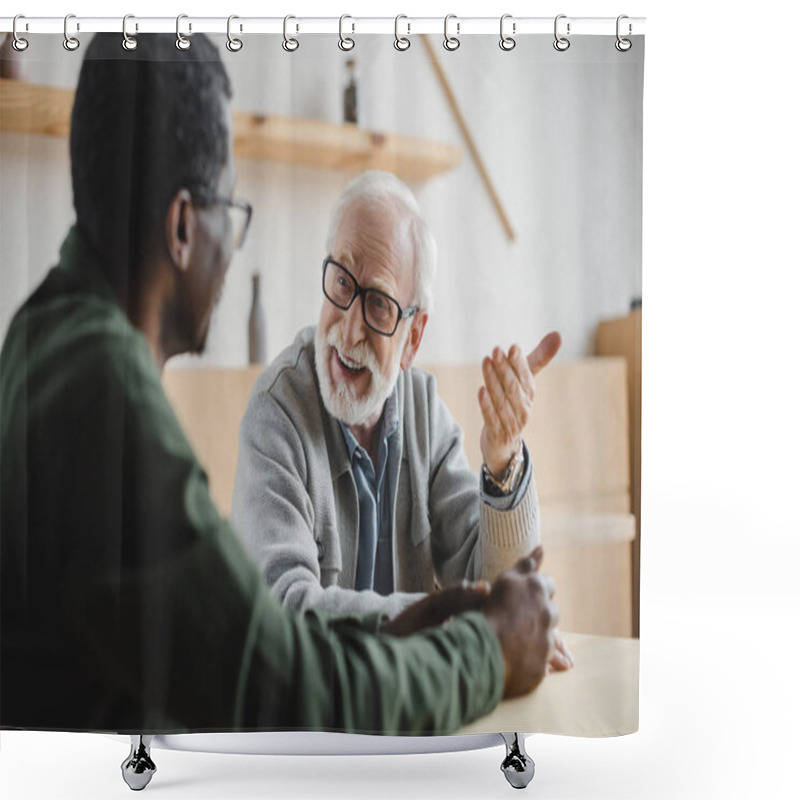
[{"x1": 0, "y1": 228, "x2": 504, "y2": 734}]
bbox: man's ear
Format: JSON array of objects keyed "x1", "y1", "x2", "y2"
[
  {"x1": 165, "y1": 189, "x2": 195, "y2": 272},
  {"x1": 400, "y1": 310, "x2": 428, "y2": 371}
]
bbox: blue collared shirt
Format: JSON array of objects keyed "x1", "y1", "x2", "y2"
[
  {"x1": 339, "y1": 386, "x2": 532, "y2": 594},
  {"x1": 339, "y1": 389, "x2": 400, "y2": 594}
]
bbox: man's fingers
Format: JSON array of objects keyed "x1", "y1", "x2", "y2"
[
  {"x1": 548, "y1": 649, "x2": 572, "y2": 672},
  {"x1": 492, "y1": 348, "x2": 532, "y2": 430},
  {"x1": 478, "y1": 385, "x2": 503, "y2": 440},
  {"x1": 383, "y1": 583, "x2": 491, "y2": 638},
  {"x1": 527, "y1": 331, "x2": 562, "y2": 376},
  {"x1": 527, "y1": 545, "x2": 544, "y2": 570},
  {"x1": 508, "y1": 344, "x2": 536, "y2": 403},
  {"x1": 428, "y1": 583, "x2": 491, "y2": 625},
  {"x1": 515, "y1": 547, "x2": 544, "y2": 576},
  {"x1": 548, "y1": 629, "x2": 574, "y2": 672},
  {"x1": 553, "y1": 630, "x2": 574, "y2": 668},
  {"x1": 483, "y1": 356, "x2": 519, "y2": 441}
]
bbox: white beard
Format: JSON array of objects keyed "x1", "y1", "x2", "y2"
[{"x1": 314, "y1": 322, "x2": 407, "y2": 426}]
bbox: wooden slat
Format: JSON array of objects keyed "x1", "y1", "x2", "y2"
[
  {"x1": 530, "y1": 357, "x2": 630, "y2": 506},
  {"x1": 597, "y1": 309, "x2": 642, "y2": 636},
  {"x1": 543, "y1": 540, "x2": 634, "y2": 637},
  {"x1": 233, "y1": 113, "x2": 462, "y2": 181},
  {"x1": 0, "y1": 78, "x2": 462, "y2": 181},
  {"x1": 162, "y1": 365, "x2": 262, "y2": 516},
  {"x1": 540, "y1": 510, "x2": 635, "y2": 637},
  {"x1": 539, "y1": 494, "x2": 631, "y2": 515},
  {"x1": 541, "y1": 511, "x2": 635, "y2": 549},
  {"x1": 0, "y1": 78, "x2": 73, "y2": 138},
  {"x1": 425, "y1": 357, "x2": 631, "y2": 509}
]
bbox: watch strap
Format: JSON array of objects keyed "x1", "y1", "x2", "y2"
[{"x1": 482, "y1": 442, "x2": 524, "y2": 496}]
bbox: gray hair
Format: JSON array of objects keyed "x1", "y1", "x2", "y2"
[{"x1": 325, "y1": 171, "x2": 437, "y2": 312}]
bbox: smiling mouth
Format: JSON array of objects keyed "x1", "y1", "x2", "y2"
[{"x1": 335, "y1": 348, "x2": 368, "y2": 375}]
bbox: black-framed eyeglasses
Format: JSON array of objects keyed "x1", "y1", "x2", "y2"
[
  {"x1": 196, "y1": 193, "x2": 253, "y2": 250},
  {"x1": 322, "y1": 257, "x2": 418, "y2": 337}
]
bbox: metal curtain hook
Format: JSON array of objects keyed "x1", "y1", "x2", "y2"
[
  {"x1": 553, "y1": 14, "x2": 570, "y2": 51},
  {"x1": 338, "y1": 14, "x2": 355, "y2": 51},
  {"x1": 283, "y1": 15, "x2": 299, "y2": 52},
  {"x1": 499, "y1": 14, "x2": 516, "y2": 51},
  {"x1": 227, "y1": 15, "x2": 243, "y2": 52},
  {"x1": 63, "y1": 14, "x2": 80, "y2": 51},
  {"x1": 615, "y1": 14, "x2": 632, "y2": 52},
  {"x1": 176, "y1": 14, "x2": 191, "y2": 50},
  {"x1": 12, "y1": 14, "x2": 29, "y2": 52},
  {"x1": 122, "y1": 14, "x2": 138, "y2": 51},
  {"x1": 394, "y1": 15, "x2": 410, "y2": 51},
  {"x1": 443, "y1": 14, "x2": 460, "y2": 51}
]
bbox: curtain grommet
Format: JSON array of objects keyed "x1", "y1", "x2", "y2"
[
  {"x1": 499, "y1": 14, "x2": 516, "y2": 51},
  {"x1": 121, "y1": 14, "x2": 138, "y2": 51},
  {"x1": 443, "y1": 14, "x2": 460, "y2": 52},
  {"x1": 63, "y1": 14, "x2": 80, "y2": 51},
  {"x1": 338, "y1": 14, "x2": 355, "y2": 51},
  {"x1": 282, "y1": 15, "x2": 299, "y2": 52},
  {"x1": 553, "y1": 14, "x2": 571, "y2": 52},
  {"x1": 394, "y1": 15, "x2": 411, "y2": 51},
  {"x1": 226, "y1": 15, "x2": 243, "y2": 52},
  {"x1": 12, "y1": 14, "x2": 29, "y2": 52},
  {"x1": 175, "y1": 14, "x2": 191, "y2": 51},
  {"x1": 615, "y1": 15, "x2": 632, "y2": 52}
]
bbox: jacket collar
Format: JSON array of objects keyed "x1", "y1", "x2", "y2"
[{"x1": 57, "y1": 226, "x2": 118, "y2": 304}]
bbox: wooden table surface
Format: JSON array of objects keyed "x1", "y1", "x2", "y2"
[{"x1": 459, "y1": 633, "x2": 639, "y2": 737}]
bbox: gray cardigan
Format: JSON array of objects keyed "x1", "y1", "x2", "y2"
[{"x1": 230, "y1": 326, "x2": 540, "y2": 618}]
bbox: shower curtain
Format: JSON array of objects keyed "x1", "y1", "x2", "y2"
[{"x1": 0, "y1": 22, "x2": 643, "y2": 750}]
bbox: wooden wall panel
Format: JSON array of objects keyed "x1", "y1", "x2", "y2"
[
  {"x1": 163, "y1": 365, "x2": 262, "y2": 516},
  {"x1": 540, "y1": 512, "x2": 635, "y2": 638},
  {"x1": 162, "y1": 358, "x2": 635, "y2": 637},
  {"x1": 596, "y1": 309, "x2": 642, "y2": 636},
  {"x1": 426, "y1": 357, "x2": 631, "y2": 511}
]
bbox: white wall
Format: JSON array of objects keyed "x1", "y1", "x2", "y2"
[{"x1": 1, "y1": 33, "x2": 642, "y2": 367}]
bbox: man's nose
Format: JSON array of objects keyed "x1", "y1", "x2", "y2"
[{"x1": 340, "y1": 296, "x2": 367, "y2": 345}]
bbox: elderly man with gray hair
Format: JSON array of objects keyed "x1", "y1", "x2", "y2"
[{"x1": 231, "y1": 171, "x2": 569, "y2": 668}]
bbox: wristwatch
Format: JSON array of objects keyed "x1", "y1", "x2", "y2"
[{"x1": 482, "y1": 442, "x2": 525, "y2": 496}]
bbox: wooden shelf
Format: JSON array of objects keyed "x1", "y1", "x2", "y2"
[
  {"x1": 0, "y1": 78, "x2": 462, "y2": 181},
  {"x1": 540, "y1": 510, "x2": 636, "y2": 549}
]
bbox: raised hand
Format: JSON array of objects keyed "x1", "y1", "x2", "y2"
[{"x1": 478, "y1": 332, "x2": 562, "y2": 479}]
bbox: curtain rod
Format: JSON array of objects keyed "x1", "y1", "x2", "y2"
[{"x1": 1, "y1": 16, "x2": 646, "y2": 36}]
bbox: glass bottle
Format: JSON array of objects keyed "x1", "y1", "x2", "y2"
[
  {"x1": 248, "y1": 273, "x2": 267, "y2": 365},
  {"x1": 343, "y1": 58, "x2": 358, "y2": 124}
]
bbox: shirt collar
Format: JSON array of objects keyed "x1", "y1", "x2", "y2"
[
  {"x1": 57, "y1": 225, "x2": 118, "y2": 304},
  {"x1": 338, "y1": 383, "x2": 400, "y2": 463}
]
